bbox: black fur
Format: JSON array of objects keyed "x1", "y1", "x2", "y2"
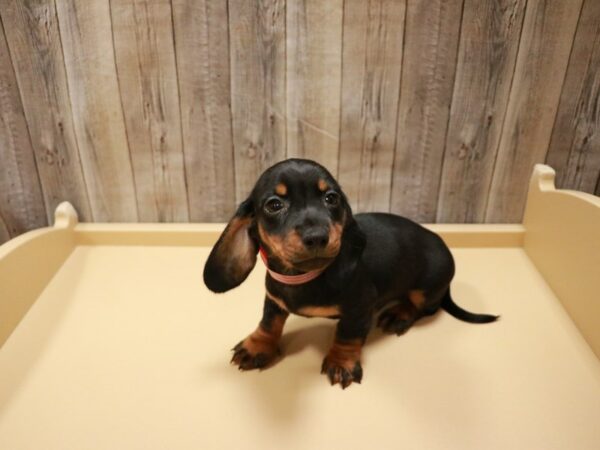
[
  {"x1": 203, "y1": 159, "x2": 498, "y2": 387},
  {"x1": 441, "y1": 289, "x2": 499, "y2": 323}
]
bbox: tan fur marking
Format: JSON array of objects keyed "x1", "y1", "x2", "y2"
[
  {"x1": 238, "y1": 314, "x2": 287, "y2": 357},
  {"x1": 259, "y1": 224, "x2": 318, "y2": 267},
  {"x1": 318, "y1": 179, "x2": 328, "y2": 192},
  {"x1": 390, "y1": 301, "x2": 418, "y2": 321},
  {"x1": 222, "y1": 217, "x2": 251, "y2": 249},
  {"x1": 327, "y1": 222, "x2": 343, "y2": 255},
  {"x1": 275, "y1": 183, "x2": 287, "y2": 196},
  {"x1": 258, "y1": 224, "x2": 294, "y2": 269},
  {"x1": 297, "y1": 305, "x2": 341, "y2": 317},
  {"x1": 324, "y1": 339, "x2": 362, "y2": 371},
  {"x1": 408, "y1": 290, "x2": 426, "y2": 309},
  {"x1": 268, "y1": 313, "x2": 287, "y2": 336},
  {"x1": 287, "y1": 230, "x2": 306, "y2": 254},
  {"x1": 218, "y1": 217, "x2": 255, "y2": 279},
  {"x1": 258, "y1": 222, "x2": 342, "y2": 269},
  {"x1": 266, "y1": 291, "x2": 289, "y2": 312}
]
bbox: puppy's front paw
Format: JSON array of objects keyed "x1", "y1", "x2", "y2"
[
  {"x1": 321, "y1": 356, "x2": 362, "y2": 388},
  {"x1": 231, "y1": 334, "x2": 280, "y2": 370},
  {"x1": 321, "y1": 341, "x2": 363, "y2": 390}
]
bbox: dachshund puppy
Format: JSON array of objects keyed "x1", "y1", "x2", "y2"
[{"x1": 203, "y1": 159, "x2": 497, "y2": 388}]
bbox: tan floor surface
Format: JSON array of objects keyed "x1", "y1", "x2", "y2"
[{"x1": 1, "y1": 245, "x2": 599, "y2": 449}]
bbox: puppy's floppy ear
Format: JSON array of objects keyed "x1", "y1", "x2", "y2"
[{"x1": 203, "y1": 199, "x2": 258, "y2": 293}]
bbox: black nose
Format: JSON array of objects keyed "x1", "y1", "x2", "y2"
[{"x1": 301, "y1": 228, "x2": 329, "y2": 249}]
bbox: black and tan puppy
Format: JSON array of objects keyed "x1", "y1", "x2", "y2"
[{"x1": 203, "y1": 159, "x2": 497, "y2": 388}]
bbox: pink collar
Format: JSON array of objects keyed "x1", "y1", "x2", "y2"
[{"x1": 259, "y1": 247, "x2": 326, "y2": 285}]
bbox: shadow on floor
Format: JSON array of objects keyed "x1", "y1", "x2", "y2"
[{"x1": 234, "y1": 308, "x2": 445, "y2": 422}]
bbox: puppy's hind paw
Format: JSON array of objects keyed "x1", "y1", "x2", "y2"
[{"x1": 377, "y1": 305, "x2": 416, "y2": 335}]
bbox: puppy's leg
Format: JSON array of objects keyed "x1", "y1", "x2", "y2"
[
  {"x1": 377, "y1": 300, "x2": 419, "y2": 335},
  {"x1": 231, "y1": 297, "x2": 288, "y2": 370},
  {"x1": 377, "y1": 289, "x2": 440, "y2": 334},
  {"x1": 321, "y1": 315, "x2": 370, "y2": 389}
]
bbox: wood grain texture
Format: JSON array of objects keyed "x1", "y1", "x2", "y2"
[
  {"x1": 229, "y1": 0, "x2": 286, "y2": 204},
  {"x1": 111, "y1": 0, "x2": 189, "y2": 222},
  {"x1": 172, "y1": 0, "x2": 235, "y2": 221},
  {"x1": 2, "y1": 0, "x2": 600, "y2": 246},
  {"x1": 486, "y1": 0, "x2": 584, "y2": 222},
  {"x1": 286, "y1": 0, "x2": 343, "y2": 175},
  {"x1": 436, "y1": 0, "x2": 526, "y2": 223},
  {"x1": 546, "y1": 0, "x2": 600, "y2": 196},
  {"x1": 0, "y1": 17, "x2": 47, "y2": 239},
  {"x1": 0, "y1": 0, "x2": 91, "y2": 223},
  {"x1": 391, "y1": 0, "x2": 463, "y2": 221},
  {"x1": 338, "y1": 0, "x2": 405, "y2": 213},
  {"x1": 0, "y1": 220, "x2": 8, "y2": 245},
  {"x1": 56, "y1": 0, "x2": 137, "y2": 221}
]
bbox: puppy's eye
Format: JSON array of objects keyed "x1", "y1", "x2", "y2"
[
  {"x1": 324, "y1": 191, "x2": 340, "y2": 207},
  {"x1": 264, "y1": 197, "x2": 285, "y2": 215}
]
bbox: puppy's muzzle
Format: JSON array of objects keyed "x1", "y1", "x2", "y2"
[{"x1": 300, "y1": 227, "x2": 329, "y2": 250}]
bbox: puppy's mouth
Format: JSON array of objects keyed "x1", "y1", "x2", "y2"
[{"x1": 291, "y1": 255, "x2": 336, "y2": 272}]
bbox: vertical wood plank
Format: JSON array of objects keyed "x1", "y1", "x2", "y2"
[
  {"x1": 546, "y1": 0, "x2": 600, "y2": 195},
  {"x1": 172, "y1": 0, "x2": 235, "y2": 220},
  {"x1": 229, "y1": 0, "x2": 286, "y2": 203},
  {"x1": 56, "y1": 0, "x2": 138, "y2": 221},
  {"x1": 286, "y1": 0, "x2": 343, "y2": 175},
  {"x1": 0, "y1": 0, "x2": 92, "y2": 223},
  {"x1": 338, "y1": 0, "x2": 405, "y2": 213},
  {"x1": 111, "y1": 0, "x2": 189, "y2": 222},
  {"x1": 0, "y1": 220, "x2": 9, "y2": 245},
  {"x1": 0, "y1": 16, "x2": 47, "y2": 242},
  {"x1": 390, "y1": 0, "x2": 463, "y2": 221},
  {"x1": 436, "y1": 0, "x2": 526, "y2": 223},
  {"x1": 486, "y1": 0, "x2": 584, "y2": 222}
]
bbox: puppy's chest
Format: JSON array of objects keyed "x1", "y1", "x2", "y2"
[{"x1": 266, "y1": 284, "x2": 341, "y2": 318}]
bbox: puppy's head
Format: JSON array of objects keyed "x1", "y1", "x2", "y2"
[
  {"x1": 203, "y1": 159, "x2": 365, "y2": 293},
  {"x1": 253, "y1": 159, "x2": 350, "y2": 273}
]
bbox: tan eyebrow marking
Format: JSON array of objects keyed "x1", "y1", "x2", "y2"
[
  {"x1": 318, "y1": 179, "x2": 328, "y2": 192},
  {"x1": 275, "y1": 183, "x2": 287, "y2": 196}
]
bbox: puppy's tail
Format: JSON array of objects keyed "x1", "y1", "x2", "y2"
[{"x1": 441, "y1": 289, "x2": 499, "y2": 324}]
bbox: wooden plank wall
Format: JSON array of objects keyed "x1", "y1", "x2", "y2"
[{"x1": 0, "y1": 0, "x2": 598, "y2": 244}]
